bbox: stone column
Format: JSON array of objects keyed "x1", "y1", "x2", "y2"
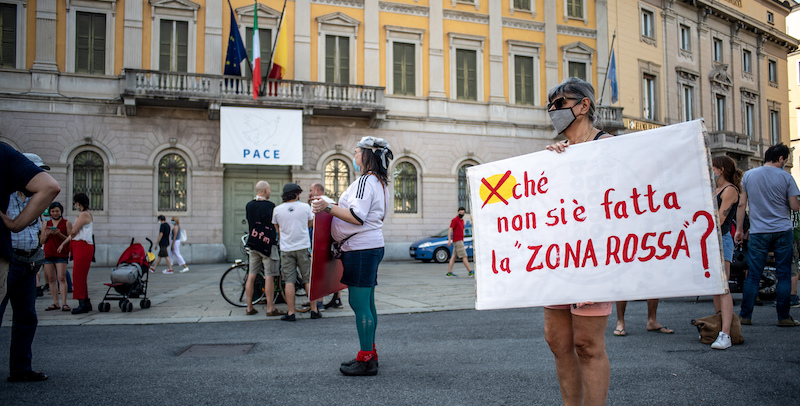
[
  {"x1": 487, "y1": 0, "x2": 503, "y2": 103},
  {"x1": 428, "y1": 0, "x2": 445, "y2": 99},
  {"x1": 544, "y1": 0, "x2": 558, "y2": 91},
  {"x1": 32, "y1": 0, "x2": 57, "y2": 71},
  {"x1": 31, "y1": 0, "x2": 58, "y2": 93},
  {"x1": 363, "y1": 0, "x2": 379, "y2": 86},
  {"x1": 123, "y1": 0, "x2": 144, "y2": 69},
  {"x1": 294, "y1": 0, "x2": 311, "y2": 81},
  {"x1": 661, "y1": 7, "x2": 677, "y2": 124},
  {"x1": 204, "y1": 0, "x2": 223, "y2": 74},
  {"x1": 595, "y1": 0, "x2": 609, "y2": 104}
]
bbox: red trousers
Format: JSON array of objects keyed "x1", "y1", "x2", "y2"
[{"x1": 71, "y1": 240, "x2": 94, "y2": 300}]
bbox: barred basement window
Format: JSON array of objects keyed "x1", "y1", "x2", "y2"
[
  {"x1": 324, "y1": 158, "x2": 350, "y2": 202},
  {"x1": 158, "y1": 153, "x2": 187, "y2": 211},
  {"x1": 73, "y1": 151, "x2": 104, "y2": 210},
  {"x1": 458, "y1": 164, "x2": 473, "y2": 213},
  {"x1": 394, "y1": 162, "x2": 417, "y2": 214}
]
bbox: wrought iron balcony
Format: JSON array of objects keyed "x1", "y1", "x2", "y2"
[
  {"x1": 121, "y1": 69, "x2": 387, "y2": 127},
  {"x1": 596, "y1": 105, "x2": 625, "y2": 133}
]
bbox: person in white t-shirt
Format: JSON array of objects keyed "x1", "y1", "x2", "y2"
[
  {"x1": 273, "y1": 183, "x2": 318, "y2": 321},
  {"x1": 311, "y1": 136, "x2": 393, "y2": 377}
]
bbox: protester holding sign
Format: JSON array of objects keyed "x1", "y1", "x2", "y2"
[
  {"x1": 735, "y1": 144, "x2": 800, "y2": 327},
  {"x1": 311, "y1": 136, "x2": 393, "y2": 376},
  {"x1": 245, "y1": 181, "x2": 284, "y2": 317},
  {"x1": 543, "y1": 78, "x2": 613, "y2": 406},
  {"x1": 708, "y1": 156, "x2": 742, "y2": 349}
]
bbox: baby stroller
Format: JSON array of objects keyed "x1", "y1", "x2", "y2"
[{"x1": 98, "y1": 238, "x2": 155, "y2": 312}]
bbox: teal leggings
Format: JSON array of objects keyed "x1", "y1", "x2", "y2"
[{"x1": 348, "y1": 286, "x2": 377, "y2": 352}]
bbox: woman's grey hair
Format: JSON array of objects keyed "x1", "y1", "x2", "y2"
[{"x1": 547, "y1": 77, "x2": 597, "y2": 123}]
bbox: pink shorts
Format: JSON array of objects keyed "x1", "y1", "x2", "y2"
[{"x1": 545, "y1": 301, "x2": 613, "y2": 317}]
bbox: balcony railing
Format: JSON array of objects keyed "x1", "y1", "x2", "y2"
[
  {"x1": 596, "y1": 105, "x2": 625, "y2": 132},
  {"x1": 707, "y1": 130, "x2": 764, "y2": 158},
  {"x1": 122, "y1": 69, "x2": 387, "y2": 125}
]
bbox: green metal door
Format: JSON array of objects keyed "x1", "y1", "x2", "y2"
[{"x1": 222, "y1": 165, "x2": 291, "y2": 262}]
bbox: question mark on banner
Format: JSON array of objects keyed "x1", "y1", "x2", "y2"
[{"x1": 692, "y1": 210, "x2": 715, "y2": 276}]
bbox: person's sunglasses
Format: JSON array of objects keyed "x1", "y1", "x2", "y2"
[{"x1": 547, "y1": 96, "x2": 582, "y2": 110}]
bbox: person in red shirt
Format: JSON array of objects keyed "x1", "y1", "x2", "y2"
[{"x1": 446, "y1": 207, "x2": 472, "y2": 278}]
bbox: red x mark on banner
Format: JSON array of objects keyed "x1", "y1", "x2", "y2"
[{"x1": 481, "y1": 170, "x2": 512, "y2": 208}]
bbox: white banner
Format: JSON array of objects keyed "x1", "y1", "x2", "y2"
[
  {"x1": 219, "y1": 107, "x2": 303, "y2": 165},
  {"x1": 467, "y1": 120, "x2": 727, "y2": 310}
]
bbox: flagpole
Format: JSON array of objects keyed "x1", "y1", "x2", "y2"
[
  {"x1": 598, "y1": 29, "x2": 617, "y2": 106},
  {"x1": 261, "y1": 0, "x2": 288, "y2": 95}
]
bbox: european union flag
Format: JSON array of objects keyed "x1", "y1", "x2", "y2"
[
  {"x1": 224, "y1": 4, "x2": 249, "y2": 77},
  {"x1": 608, "y1": 48, "x2": 618, "y2": 104}
]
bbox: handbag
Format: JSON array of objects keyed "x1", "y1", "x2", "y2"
[
  {"x1": 179, "y1": 228, "x2": 188, "y2": 242},
  {"x1": 691, "y1": 312, "x2": 744, "y2": 345},
  {"x1": 247, "y1": 221, "x2": 277, "y2": 256},
  {"x1": 330, "y1": 233, "x2": 358, "y2": 260}
]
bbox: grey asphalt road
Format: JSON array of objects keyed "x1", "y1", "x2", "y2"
[{"x1": 2, "y1": 297, "x2": 799, "y2": 405}]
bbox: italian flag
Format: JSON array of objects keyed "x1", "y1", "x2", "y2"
[{"x1": 251, "y1": 1, "x2": 261, "y2": 100}]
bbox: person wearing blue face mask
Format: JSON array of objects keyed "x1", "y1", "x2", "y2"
[{"x1": 544, "y1": 77, "x2": 613, "y2": 406}]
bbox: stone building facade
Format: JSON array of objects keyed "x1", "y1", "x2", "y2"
[{"x1": 0, "y1": 0, "x2": 623, "y2": 264}]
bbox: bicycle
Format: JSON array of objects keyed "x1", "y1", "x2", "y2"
[{"x1": 219, "y1": 234, "x2": 311, "y2": 312}]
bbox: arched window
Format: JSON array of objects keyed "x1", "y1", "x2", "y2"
[
  {"x1": 393, "y1": 162, "x2": 417, "y2": 213},
  {"x1": 73, "y1": 151, "x2": 104, "y2": 210},
  {"x1": 324, "y1": 158, "x2": 350, "y2": 202},
  {"x1": 158, "y1": 153, "x2": 187, "y2": 211},
  {"x1": 458, "y1": 163, "x2": 473, "y2": 213}
]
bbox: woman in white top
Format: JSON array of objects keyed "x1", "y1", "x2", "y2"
[
  {"x1": 312, "y1": 136, "x2": 393, "y2": 376},
  {"x1": 58, "y1": 193, "x2": 94, "y2": 314},
  {"x1": 169, "y1": 217, "x2": 189, "y2": 272}
]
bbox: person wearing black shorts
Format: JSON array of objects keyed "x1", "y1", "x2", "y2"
[{"x1": 151, "y1": 215, "x2": 173, "y2": 274}]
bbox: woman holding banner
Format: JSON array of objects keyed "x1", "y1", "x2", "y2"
[
  {"x1": 709, "y1": 156, "x2": 741, "y2": 350},
  {"x1": 545, "y1": 77, "x2": 613, "y2": 406},
  {"x1": 311, "y1": 136, "x2": 393, "y2": 376}
]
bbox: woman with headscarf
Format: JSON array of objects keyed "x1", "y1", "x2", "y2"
[
  {"x1": 311, "y1": 136, "x2": 393, "y2": 376},
  {"x1": 544, "y1": 77, "x2": 613, "y2": 406}
]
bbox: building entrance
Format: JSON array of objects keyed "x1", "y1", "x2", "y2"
[{"x1": 222, "y1": 165, "x2": 291, "y2": 262}]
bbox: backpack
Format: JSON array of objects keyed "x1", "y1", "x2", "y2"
[{"x1": 247, "y1": 221, "x2": 277, "y2": 255}]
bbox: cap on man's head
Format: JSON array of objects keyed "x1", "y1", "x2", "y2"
[
  {"x1": 283, "y1": 183, "x2": 302, "y2": 194},
  {"x1": 23, "y1": 153, "x2": 50, "y2": 170}
]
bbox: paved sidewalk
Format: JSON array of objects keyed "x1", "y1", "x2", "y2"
[{"x1": 4, "y1": 260, "x2": 477, "y2": 326}]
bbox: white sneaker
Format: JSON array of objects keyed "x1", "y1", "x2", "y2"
[
  {"x1": 711, "y1": 331, "x2": 731, "y2": 350},
  {"x1": 180, "y1": 267, "x2": 190, "y2": 273},
  {"x1": 162, "y1": 269, "x2": 174, "y2": 274}
]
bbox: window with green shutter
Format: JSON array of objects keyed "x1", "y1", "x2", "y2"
[
  {"x1": 159, "y1": 19, "x2": 188, "y2": 72},
  {"x1": 75, "y1": 12, "x2": 106, "y2": 74},
  {"x1": 393, "y1": 42, "x2": 415, "y2": 96},
  {"x1": 325, "y1": 35, "x2": 349, "y2": 84},
  {"x1": 568, "y1": 61, "x2": 586, "y2": 81},
  {"x1": 514, "y1": 0, "x2": 531, "y2": 9},
  {"x1": 0, "y1": 3, "x2": 17, "y2": 68},
  {"x1": 567, "y1": 0, "x2": 583, "y2": 19},
  {"x1": 514, "y1": 55, "x2": 534, "y2": 105},
  {"x1": 245, "y1": 28, "x2": 271, "y2": 77},
  {"x1": 456, "y1": 49, "x2": 477, "y2": 101}
]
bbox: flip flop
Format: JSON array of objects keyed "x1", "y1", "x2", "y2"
[
  {"x1": 647, "y1": 326, "x2": 674, "y2": 334},
  {"x1": 45, "y1": 304, "x2": 60, "y2": 311},
  {"x1": 613, "y1": 328, "x2": 626, "y2": 336},
  {"x1": 61, "y1": 304, "x2": 71, "y2": 311}
]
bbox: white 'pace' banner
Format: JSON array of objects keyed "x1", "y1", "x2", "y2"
[
  {"x1": 466, "y1": 120, "x2": 727, "y2": 310},
  {"x1": 220, "y1": 107, "x2": 303, "y2": 165}
]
